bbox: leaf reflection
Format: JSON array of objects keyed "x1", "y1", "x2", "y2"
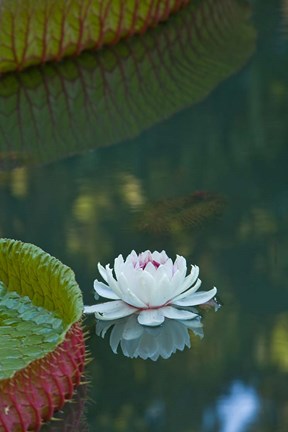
[
  {"x1": 41, "y1": 384, "x2": 89, "y2": 432},
  {"x1": 95, "y1": 310, "x2": 219, "y2": 360}
]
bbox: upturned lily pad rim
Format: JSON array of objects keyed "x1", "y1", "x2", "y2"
[
  {"x1": 0, "y1": 238, "x2": 83, "y2": 323},
  {"x1": 0, "y1": 238, "x2": 83, "y2": 379}
]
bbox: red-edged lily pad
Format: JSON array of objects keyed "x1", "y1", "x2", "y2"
[{"x1": 0, "y1": 239, "x2": 85, "y2": 431}]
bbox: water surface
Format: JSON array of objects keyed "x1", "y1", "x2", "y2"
[{"x1": 0, "y1": 0, "x2": 287, "y2": 431}]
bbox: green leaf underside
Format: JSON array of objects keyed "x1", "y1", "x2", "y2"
[
  {"x1": 0, "y1": 281, "x2": 66, "y2": 380},
  {"x1": 0, "y1": 239, "x2": 83, "y2": 380}
]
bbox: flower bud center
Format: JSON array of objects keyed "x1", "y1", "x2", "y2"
[{"x1": 141, "y1": 259, "x2": 160, "y2": 269}]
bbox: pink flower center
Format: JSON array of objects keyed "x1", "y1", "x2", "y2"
[
  {"x1": 140, "y1": 259, "x2": 160, "y2": 270},
  {"x1": 132, "y1": 252, "x2": 168, "y2": 270}
]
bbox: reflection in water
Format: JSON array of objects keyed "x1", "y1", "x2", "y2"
[
  {"x1": 145, "y1": 399, "x2": 166, "y2": 431},
  {"x1": 42, "y1": 384, "x2": 89, "y2": 432},
  {"x1": 136, "y1": 191, "x2": 226, "y2": 234},
  {"x1": 203, "y1": 381, "x2": 260, "y2": 432},
  {"x1": 270, "y1": 313, "x2": 288, "y2": 371},
  {"x1": 96, "y1": 314, "x2": 204, "y2": 360},
  {"x1": 283, "y1": 0, "x2": 288, "y2": 31},
  {"x1": 0, "y1": 0, "x2": 255, "y2": 169}
]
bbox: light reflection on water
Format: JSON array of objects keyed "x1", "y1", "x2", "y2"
[
  {"x1": 203, "y1": 381, "x2": 260, "y2": 432},
  {"x1": 0, "y1": 0, "x2": 287, "y2": 431},
  {"x1": 282, "y1": 0, "x2": 288, "y2": 35}
]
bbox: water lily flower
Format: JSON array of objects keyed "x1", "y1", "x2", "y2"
[{"x1": 84, "y1": 250, "x2": 217, "y2": 327}]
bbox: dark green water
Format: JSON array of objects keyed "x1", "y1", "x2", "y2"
[{"x1": 0, "y1": 0, "x2": 288, "y2": 431}]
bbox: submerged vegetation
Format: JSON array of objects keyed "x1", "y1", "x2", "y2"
[{"x1": 136, "y1": 192, "x2": 226, "y2": 234}]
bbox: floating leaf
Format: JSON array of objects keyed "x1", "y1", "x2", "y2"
[
  {"x1": 0, "y1": 282, "x2": 65, "y2": 379},
  {"x1": 0, "y1": 239, "x2": 85, "y2": 430},
  {"x1": 0, "y1": 322, "x2": 85, "y2": 431},
  {"x1": 0, "y1": 0, "x2": 188, "y2": 73},
  {"x1": 0, "y1": 239, "x2": 83, "y2": 323},
  {"x1": 0, "y1": 0, "x2": 256, "y2": 169},
  {"x1": 0, "y1": 238, "x2": 83, "y2": 379}
]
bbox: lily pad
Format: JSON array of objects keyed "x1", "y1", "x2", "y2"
[
  {"x1": 0, "y1": 0, "x2": 256, "y2": 170},
  {"x1": 0, "y1": 0, "x2": 187, "y2": 73},
  {"x1": 0, "y1": 239, "x2": 83, "y2": 380}
]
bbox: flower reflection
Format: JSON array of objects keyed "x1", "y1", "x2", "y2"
[
  {"x1": 96, "y1": 314, "x2": 204, "y2": 361},
  {"x1": 84, "y1": 250, "x2": 217, "y2": 327}
]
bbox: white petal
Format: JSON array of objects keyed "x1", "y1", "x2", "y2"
[
  {"x1": 139, "y1": 271, "x2": 157, "y2": 305},
  {"x1": 144, "y1": 261, "x2": 158, "y2": 277},
  {"x1": 121, "y1": 261, "x2": 136, "y2": 281},
  {"x1": 139, "y1": 250, "x2": 150, "y2": 265},
  {"x1": 98, "y1": 263, "x2": 108, "y2": 282},
  {"x1": 174, "y1": 287, "x2": 217, "y2": 306},
  {"x1": 105, "y1": 265, "x2": 123, "y2": 298},
  {"x1": 159, "y1": 250, "x2": 169, "y2": 263},
  {"x1": 173, "y1": 277, "x2": 202, "y2": 302},
  {"x1": 117, "y1": 272, "x2": 147, "y2": 308},
  {"x1": 172, "y1": 260, "x2": 186, "y2": 283},
  {"x1": 83, "y1": 304, "x2": 101, "y2": 314},
  {"x1": 170, "y1": 269, "x2": 185, "y2": 290},
  {"x1": 93, "y1": 280, "x2": 120, "y2": 300},
  {"x1": 114, "y1": 254, "x2": 125, "y2": 278},
  {"x1": 137, "y1": 309, "x2": 165, "y2": 326},
  {"x1": 126, "y1": 250, "x2": 138, "y2": 265},
  {"x1": 153, "y1": 273, "x2": 173, "y2": 305},
  {"x1": 172, "y1": 265, "x2": 200, "y2": 298},
  {"x1": 89, "y1": 300, "x2": 137, "y2": 320},
  {"x1": 161, "y1": 306, "x2": 199, "y2": 320},
  {"x1": 153, "y1": 264, "x2": 170, "y2": 282},
  {"x1": 151, "y1": 250, "x2": 161, "y2": 261},
  {"x1": 161, "y1": 258, "x2": 174, "y2": 278},
  {"x1": 141, "y1": 271, "x2": 172, "y2": 307},
  {"x1": 117, "y1": 270, "x2": 155, "y2": 307},
  {"x1": 174, "y1": 255, "x2": 187, "y2": 273}
]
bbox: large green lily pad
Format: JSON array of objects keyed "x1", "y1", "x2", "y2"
[
  {"x1": 0, "y1": 239, "x2": 83, "y2": 380},
  {"x1": 0, "y1": 0, "x2": 186, "y2": 73},
  {"x1": 0, "y1": 0, "x2": 256, "y2": 170}
]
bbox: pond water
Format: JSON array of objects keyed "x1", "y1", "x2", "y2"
[{"x1": 0, "y1": 0, "x2": 288, "y2": 431}]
